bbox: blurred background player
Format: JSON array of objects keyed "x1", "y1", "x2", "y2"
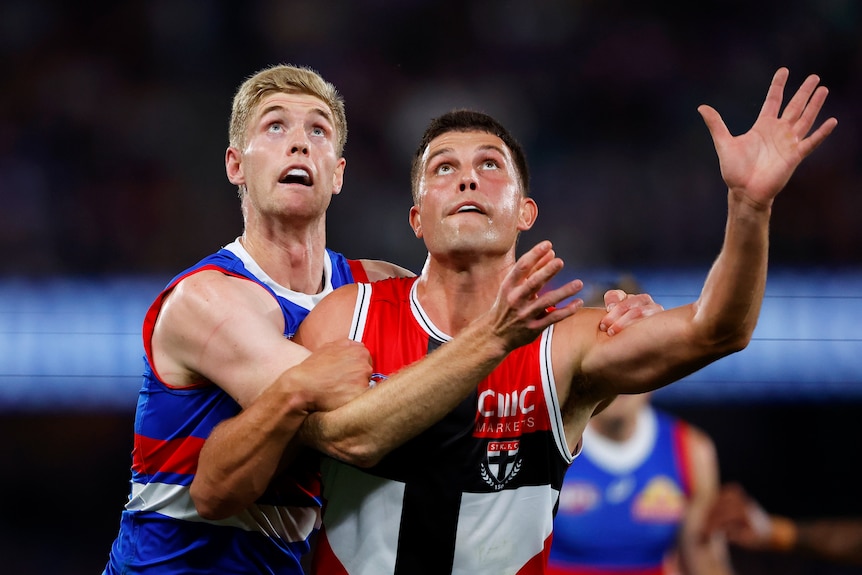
[{"x1": 705, "y1": 481, "x2": 862, "y2": 567}]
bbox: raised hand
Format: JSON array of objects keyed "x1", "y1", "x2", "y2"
[
  {"x1": 698, "y1": 67, "x2": 837, "y2": 208},
  {"x1": 488, "y1": 240, "x2": 584, "y2": 352}
]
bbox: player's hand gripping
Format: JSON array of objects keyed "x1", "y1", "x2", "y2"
[
  {"x1": 290, "y1": 339, "x2": 373, "y2": 413},
  {"x1": 599, "y1": 290, "x2": 664, "y2": 336},
  {"x1": 485, "y1": 241, "x2": 584, "y2": 353}
]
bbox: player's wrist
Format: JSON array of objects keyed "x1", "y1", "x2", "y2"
[
  {"x1": 269, "y1": 368, "x2": 317, "y2": 417},
  {"x1": 768, "y1": 515, "x2": 798, "y2": 551},
  {"x1": 466, "y1": 314, "x2": 512, "y2": 358}
]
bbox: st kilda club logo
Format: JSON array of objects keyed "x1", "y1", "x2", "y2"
[{"x1": 481, "y1": 440, "x2": 522, "y2": 490}]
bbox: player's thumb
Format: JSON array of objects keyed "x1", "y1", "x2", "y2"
[{"x1": 697, "y1": 104, "x2": 729, "y2": 145}]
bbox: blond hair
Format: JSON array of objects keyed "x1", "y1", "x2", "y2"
[{"x1": 228, "y1": 64, "x2": 347, "y2": 155}]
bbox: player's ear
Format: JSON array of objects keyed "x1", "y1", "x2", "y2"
[
  {"x1": 409, "y1": 205, "x2": 423, "y2": 238},
  {"x1": 226, "y1": 147, "x2": 244, "y2": 185},
  {"x1": 518, "y1": 197, "x2": 538, "y2": 231},
  {"x1": 332, "y1": 157, "x2": 346, "y2": 195}
]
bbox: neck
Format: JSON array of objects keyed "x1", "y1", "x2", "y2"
[
  {"x1": 239, "y1": 219, "x2": 327, "y2": 294},
  {"x1": 415, "y1": 252, "x2": 516, "y2": 336},
  {"x1": 590, "y1": 411, "x2": 640, "y2": 442}
]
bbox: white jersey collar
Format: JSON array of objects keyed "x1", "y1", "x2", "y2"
[
  {"x1": 581, "y1": 406, "x2": 658, "y2": 474},
  {"x1": 223, "y1": 238, "x2": 335, "y2": 309}
]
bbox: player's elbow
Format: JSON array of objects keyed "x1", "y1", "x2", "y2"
[
  {"x1": 190, "y1": 481, "x2": 244, "y2": 520},
  {"x1": 694, "y1": 308, "x2": 756, "y2": 357},
  {"x1": 325, "y1": 439, "x2": 386, "y2": 469},
  {"x1": 703, "y1": 325, "x2": 753, "y2": 358}
]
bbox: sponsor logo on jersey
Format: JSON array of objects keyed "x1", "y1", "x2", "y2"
[
  {"x1": 474, "y1": 386, "x2": 538, "y2": 437},
  {"x1": 632, "y1": 475, "x2": 685, "y2": 523},
  {"x1": 557, "y1": 480, "x2": 601, "y2": 514},
  {"x1": 606, "y1": 476, "x2": 636, "y2": 504}
]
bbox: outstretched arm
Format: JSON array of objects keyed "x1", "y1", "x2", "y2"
[
  {"x1": 297, "y1": 241, "x2": 583, "y2": 467},
  {"x1": 566, "y1": 68, "x2": 838, "y2": 401},
  {"x1": 688, "y1": 67, "x2": 837, "y2": 358}
]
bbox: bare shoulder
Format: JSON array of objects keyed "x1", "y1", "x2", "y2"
[
  {"x1": 295, "y1": 283, "x2": 360, "y2": 350},
  {"x1": 359, "y1": 259, "x2": 415, "y2": 281},
  {"x1": 152, "y1": 269, "x2": 287, "y2": 391},
  {"x1": 163, "y1": 269, "x2": 275, "y2": 320}
]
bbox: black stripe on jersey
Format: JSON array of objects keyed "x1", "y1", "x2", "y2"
[
  {"x1": 394, "y1": 479, "x2": 461, "y2": 574},
  {"x1": 393, "y1": 336, "x2": 459, "y2": 574}
]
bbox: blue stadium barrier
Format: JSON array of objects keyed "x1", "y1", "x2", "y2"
[{"x1": 0, "y1": 268, "x2": 860, "y2": 411}]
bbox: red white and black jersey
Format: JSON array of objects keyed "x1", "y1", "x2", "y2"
[{"x1": 313, "y1": 277, "x2": 576, "y2": 575}]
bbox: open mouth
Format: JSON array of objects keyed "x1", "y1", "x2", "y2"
[
  {"x1": 279, "y1": 168, "x2": 313, "y2": 186},
  {"x1": 453, "y1": 203, "x2": 485, "y2": 215}
]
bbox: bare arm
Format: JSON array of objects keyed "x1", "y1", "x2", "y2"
[
  {"x1": 675, "y1": 426, "x2": 735, "y2": 575},
  {"x1": 556, "y1": 68, "x2": 838, "y2": 410},
  {"x1": 297, "y1": 241, "x2": 584, "y2": 467}
]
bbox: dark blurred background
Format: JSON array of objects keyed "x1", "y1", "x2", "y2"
[{"x1": 1, "y1": 1, "x2": 860, "y2": 573}]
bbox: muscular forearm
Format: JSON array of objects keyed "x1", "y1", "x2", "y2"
[
  {"x1": 693, "y1": 191, "x2": 771, "y2": 350},
  {"x1": 190, "y1": 380, "x2": 311, "y2": 519},
  {"x1": 299, "y1": 319, "x2": 509, "y2": 467}
]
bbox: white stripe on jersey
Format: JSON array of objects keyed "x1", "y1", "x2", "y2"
[
  {"x1": 539, "y1": 326, "x2": 577, "y2": 465},
  {"x1": 127, "y1": 481, "x2": 320, "y2": 541},
  {"x1": 350, "y1": 282, "x2": 372, "y2": 342}
]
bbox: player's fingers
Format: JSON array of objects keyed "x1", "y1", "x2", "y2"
[
  {"x1": 780, "y1": 73, "x2": 821, "y2": 123},
  {"x1": 603, "y1": 289, "x2": 627, "y2": 309},
  {"x1": 507, "y1": 241, "x2": 554, "y2": 287},
  {"x1": 535, "y1": 279, "x2": 583, "y2": 312},
  {"x1": 758, "y1": 67, "x2": 789, "y2": 120},
  {"x1": 521, "y1": 255, "x2": 564, "y2": 298},
  {"x1": 531, "y1": 298, "x2": 583, "y2": 329}
]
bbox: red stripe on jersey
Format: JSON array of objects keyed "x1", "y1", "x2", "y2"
[
  {"x1": 347, "y1": 259, "x2": 369, "y2": 283},
  {"x1": 132, "y1": 434, "x2": 206, "y2": 475},
  {"x1": 516, "y1": 535, "x2": 553, "y2": 574},
  {"x1": 311, "y1": 526, "x2": 349, "y2": 575}
]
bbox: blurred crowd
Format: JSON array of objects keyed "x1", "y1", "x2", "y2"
[{"x1": 1, "y1": 0, "x2": 859, "y2": 278}]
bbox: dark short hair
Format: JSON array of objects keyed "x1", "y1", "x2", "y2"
[{"x1": 410, "y1": 109, "x2": 530, "y2": 203}]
